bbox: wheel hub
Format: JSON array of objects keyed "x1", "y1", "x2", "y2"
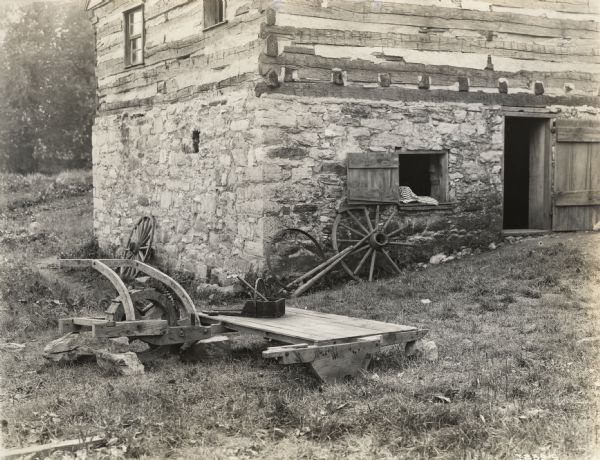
[{"x1": 369, "y1": 231, "x2": 388, "y2": 249}]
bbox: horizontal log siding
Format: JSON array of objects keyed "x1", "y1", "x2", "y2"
[
  {"x1": 91, "y1": 0, "x2": 269, "y2": 111},
  {"x1": 267, "y1": 0, "x2": 600, "y2": 96},
  {"x1": 259, "y1": 52, "x2": 600, "y2": 94},
  {"x1": 265, "y1": 25, "x2": 600, "y2": 64}
]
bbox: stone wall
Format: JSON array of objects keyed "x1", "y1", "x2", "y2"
[
  {"x1": 92, "y1": 83, "x2": 267, "y2": 280},
  {"x1": 259, "y1": 94, "x2": 505, "y2": 262},
  {"x1": 93, "y1": 79, "x2": 600, "y2": 279}
]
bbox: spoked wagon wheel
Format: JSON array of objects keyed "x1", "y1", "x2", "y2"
[
  {"x1": 332, "y1": 205, "x2": 410, "y2": 282},
  {"x1": 266, "y1": 228, "x2": 325, "y2": 291},
  {"x1": 119, "y1": 216, "x2": 155, "y2": 281}
]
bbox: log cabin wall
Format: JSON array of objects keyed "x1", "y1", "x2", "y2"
[{"x1": 260, "y1": 0, "x2": 600, "y2": 97}]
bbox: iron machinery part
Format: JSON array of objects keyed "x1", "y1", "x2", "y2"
[
  {"x1": 119, "y1": 216, "x2": 155, "y2": 281},
  {"x1": 265, "y1": 228, "x2": 326, "y2": 290},
  {"x1": 105, "y1": 287, "x2": 182, "y2": 326},
  {"x1": 331, "y1": 204, "x2": 413, "y2": 282}
]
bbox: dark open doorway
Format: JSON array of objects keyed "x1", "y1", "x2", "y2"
[{"x1": 503, "y1": 117, "x2": 551, "y2": 230}]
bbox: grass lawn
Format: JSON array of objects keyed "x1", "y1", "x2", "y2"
[{"x1": 1, "y1": 171, "x2": 599, "y2": 459}]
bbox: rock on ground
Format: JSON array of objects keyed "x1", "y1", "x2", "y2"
[
  {"x1": 108, "y1": 337, "x2": 130, "y2": 353},
  {"x1": 96, "y1": 351, "x2": 145, "y2": 376},
  {"x1": 43, "y1": 333, "x2": 99, "y2": 363},
  {"x1": 180, "y1": 335, "x2": 231, "y2": 362},
  {"x1": 405, "y1": 339, "x2": 439, "y2": 361},
  {"x1": 429, "y1": 253, "x2": 446, "y2": 265}
]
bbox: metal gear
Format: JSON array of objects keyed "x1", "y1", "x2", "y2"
[{"x1": 105, "y1": 288, "x2": 181, "y2": 325}]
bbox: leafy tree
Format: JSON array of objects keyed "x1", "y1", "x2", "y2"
[{"x1": 0, "y1": 1, "x2": 95, "y2": 173}]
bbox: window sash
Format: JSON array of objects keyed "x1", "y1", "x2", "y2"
[
  {"x1": 204, "y1": 0, "x2": 225, "y2": 28},
  {"x1": 125, "y1": 7, "x2": 144, "y2": 66}
]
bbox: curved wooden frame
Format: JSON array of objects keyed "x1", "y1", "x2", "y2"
[
  {"x1": 59, "y1": 259, "x2": 200, "y2": 324},
  {"x1": 91, "y1": 260, "x2": 136, "y2": 320}
]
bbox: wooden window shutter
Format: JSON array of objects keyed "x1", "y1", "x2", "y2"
[{"x1": 347, "y1": 152, "x2": 399, "y2": 204}]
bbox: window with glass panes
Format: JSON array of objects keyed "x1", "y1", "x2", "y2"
[
  {"x1": 125, "y1": 7, "x2": 143, "y2": 66},
  {"x1": 204, "y1": 0, "x2": 225, "y2": 29}
]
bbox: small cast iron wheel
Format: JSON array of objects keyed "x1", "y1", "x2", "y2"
[
  {"x1": 119, "y1": 216, "x2": 155, "y2": 281},
  {"x1": 266, "y1": 228, "x2": 326, "y2": 289},
  {"x1": 331, "y1": 205, "x2": 409, "y2": 282}
]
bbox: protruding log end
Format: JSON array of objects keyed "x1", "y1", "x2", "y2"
[
  {"x1": 283, "y1": 66, "x2": 298, "y2": 82},
  {"x1": 498, "y1": 78, "x2": 508, "y2": 94},
  {"x1": 264, "y1": 69, "x2": 280, "y2": 88},
  {"x1": 378, "y1": 73, "x2": 391, "y2": 87},
  {"x1": 534, "y1": 81, "x2": 545, "y2": 96},
  {"x1": 418, "y1": 74, "x2": 430, "y2": 90},
  {"x1": 332, "y1": 68, "x2": 346, "y2": 86}
]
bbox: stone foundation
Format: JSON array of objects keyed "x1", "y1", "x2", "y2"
[
  {"x1": 92, "y1": 84, "x2": 597, "y2": 279},
  {"x1": 259, "y1": 95, "x2": 505, "y2": 260}
]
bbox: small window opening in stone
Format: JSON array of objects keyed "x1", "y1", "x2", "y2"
[
  {"x1": 204, "y1": 0, "x2": 225, "y2": 29},
  {"x1": 192, "y1": 130, "x2": 200, "y2": 153},
  {"x1": 398, "y1": 151, "x2": 448, "y2": 202}
]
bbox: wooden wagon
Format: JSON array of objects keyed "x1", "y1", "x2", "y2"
[{"x1": 58, "y1": 259, "x2": 427, "y2": 383}]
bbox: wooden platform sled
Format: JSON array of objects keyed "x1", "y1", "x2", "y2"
[{"x1": 58, "y1": 259, "x2": 428, "y2": 383}]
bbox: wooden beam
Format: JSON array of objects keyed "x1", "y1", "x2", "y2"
[
  {"x1": 279, "y1": 1, "x2": 599, "y2": 39},
  {"x1": 263, "y1": 336, "x2": 381, "y2": 364},
  {"x1": 378, "y1": 329, "x2": 429, "y2": 346},
  {"x1": 0, "y1": 436, "x2": 105, "y2": 460},
  {"x1": 259, "y1": 52, "x2": 600, "y2": 92},
  {"x1": 141, "y1": 324, "x2": 225, "y2": 346},
  {"x1": 92, "y1": 320, "x2": 168, "y2": 338},
  {"x1": 255, "y1": 80, "x2": 600, "y2": 108},
  {"x1": 554, "y1": 190, "x2": 600, "y2": 206},
  {"x1": 264, "y1": 24, "x2": 600, "y2": 63}
]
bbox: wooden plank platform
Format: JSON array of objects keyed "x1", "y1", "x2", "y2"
[
  {"x1": 59, "y1": 307, "x2": 426, "y2": 384},
  {"x1": 211, "y1": 307, "x2": 417, "y2": 344}
]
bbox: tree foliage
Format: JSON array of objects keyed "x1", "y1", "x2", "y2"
[{"x1": 0, "y1": 1, "x2": 95, "y2": 173}]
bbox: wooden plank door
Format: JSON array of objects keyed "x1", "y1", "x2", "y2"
[
  {"x1": 347, "y1": 152, "x2": 399, "y2": 204},
  {"x1": 528, "y1": 119, "x2": 552, "y2": 229},
  {"x1": 552, "y1": 119, "x2": 600, "y2": 231}
]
